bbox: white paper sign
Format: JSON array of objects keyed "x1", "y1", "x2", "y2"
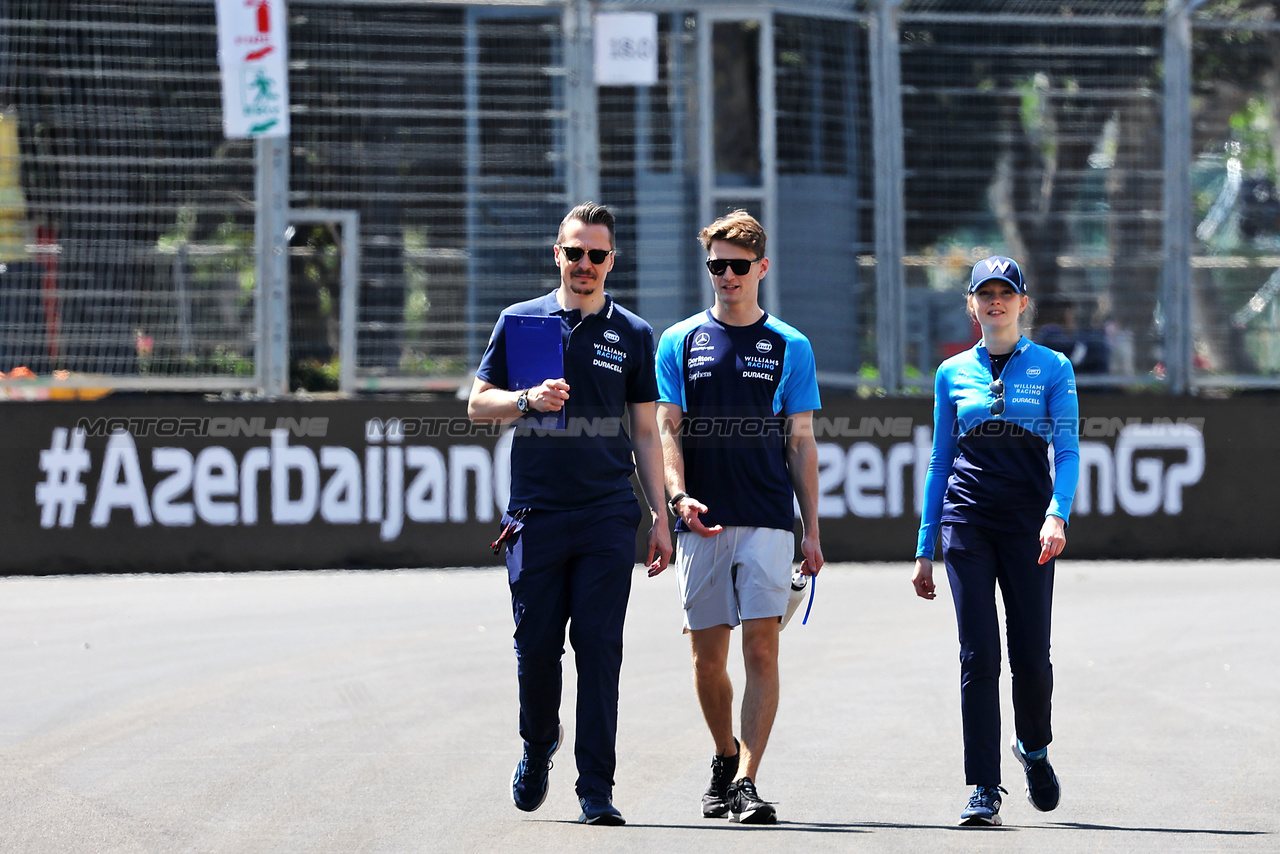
[
  {"x1": 216, "y1": 0, "x2": 290, "y2": 139},
  {"x1": 594, "y1": 12, "x2": 658, "y2": 86}
]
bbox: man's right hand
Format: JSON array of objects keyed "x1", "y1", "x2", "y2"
[
  {"x1": 529, "y1": 378, "x2": 570, "y2": 412},
  {"x1": 673, "y1": 495, "x2": 723, "y2": 537}
]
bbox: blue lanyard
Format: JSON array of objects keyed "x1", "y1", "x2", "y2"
[{"x1": 802, "y1": 574, "x2": 815, "y2": 625}]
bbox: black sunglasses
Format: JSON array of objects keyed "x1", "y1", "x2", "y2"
[
  {"x1": 558, "y1": 245, "x2": 613, "y2": 265},
  {"x1": 705, "y1": 256, "x2": 763, "y2": 276},
  {"x1": 988, "y1": 379, "x2": 1005, "y2": 416}
]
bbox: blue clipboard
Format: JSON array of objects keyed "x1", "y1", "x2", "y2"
[{"x1": 504, "y1": 314, "x2": 565, "y2": 430}]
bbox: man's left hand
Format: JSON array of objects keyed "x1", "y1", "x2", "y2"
[{"x1": 646, "y1": 517, "x2": 673, "y2": 577}]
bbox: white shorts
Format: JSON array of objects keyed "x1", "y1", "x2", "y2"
[{"x1": 675, "y1": 526, "x2": 795, "y2": 632}]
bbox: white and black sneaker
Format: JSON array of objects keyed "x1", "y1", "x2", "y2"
[{"x1": 727, "y1": 776, "x2": 776, "y2": 825}]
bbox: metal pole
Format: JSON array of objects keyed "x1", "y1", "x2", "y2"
[
  {"x1": 1162, "y1": 1, "x2": 1195, "y2": 395},
  {"x1": 870, "y1": 0, "x2": 906, "y2": 393},
  {"x1": 564, "y1": 0, "x2": 599, "y2": 204},
  {"x1": 339, "y1": 212, "x2": 359, "y2": 394},
  {"x1": 760, "y1": 11, "x2": 779, "y2": 318},
  {"x1": 669, "y1": 11, "x2": 692, "y2": 319},
  {"x1": 697, "y1": 11, "x2": 713, "y2": 232},
  {"x1": 255, "y1": 136, "x2": 290, "y2": 398},
  {"x1": 464, "y1": 8, "x2": 481, "y2": 372}
]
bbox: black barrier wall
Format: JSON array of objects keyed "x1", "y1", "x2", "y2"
[{"x1": 2, "y1": 395, "x2": 1275, "y2": 575}]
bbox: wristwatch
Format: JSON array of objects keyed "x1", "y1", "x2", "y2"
[
  {"x1": 667, "y1": 491, "x2": 689, "y2": 515},
  {"x1": 516, "y1": 389, "x2": 530, "y2": 413}
]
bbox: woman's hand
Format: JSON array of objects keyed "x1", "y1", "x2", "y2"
[
  {"x1": 912, "y1": 557, "x2": 936, "y2": 600},
  {"x1": 1038, "y1": 515, "x2": 1067, "y2": 565}
]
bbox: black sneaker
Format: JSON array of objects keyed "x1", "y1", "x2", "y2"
[
  {"x1": 1011, "y1": 736, "x2": 1061, "y2": 811},
  {"x1": 578, "y1": 793, "x2": 626, "y2": 826},
  {"x1": 511, "y1": 724, "x2": 562, "y2": 812},
  {"x1": 727, "y1": 776, "x2": 776, "y2": 824},
  {"x1": 959, "y1": 785, "x2": 1006, "y2": 827},
  {"x1": 702, "y1": 739, "x2": 740, "y2": 818}
]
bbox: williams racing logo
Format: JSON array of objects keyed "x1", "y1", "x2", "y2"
[
  {"x1": 592, "y1": 339, "x2": 626, "y2": 374},
  {"x1": 741, "y1": 354, "x2": 779, "y2": 382}
]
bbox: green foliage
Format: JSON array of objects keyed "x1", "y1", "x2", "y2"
[
  {"x1": 291, "y1": 357, "x2": 340, "y2": 392},
  {"x1": 1227, "y1": 96, "x2": 1276, "y2": 181},
  {"x1": 211, "y1": 346, "x2": 255, "y2": 378},
  {"x1": 398, "y1": 355, "x2": 465, "y2": 377}
]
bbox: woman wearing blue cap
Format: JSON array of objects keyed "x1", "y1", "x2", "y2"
[{"x1": 912, "y1": 255, "x2": 1080, "y2": 827}]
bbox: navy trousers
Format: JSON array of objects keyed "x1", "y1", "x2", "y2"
[
  {"x1": 505, "y1": 499, "x2": 641, "y2": 798},
  {"x1": 941, "y1": 521, "x2": 1055, "y2": 787}
]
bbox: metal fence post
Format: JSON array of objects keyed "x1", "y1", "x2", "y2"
[
  {"x1": 564, "y1": 0, "x2": 599, "y2": 205},
  {"x1": 464, "y1": 8, "x2": 481, "y2": 373},
  {"x1": 256, "y1": 136, "x2": 290, "y2": 398},
  {"x1": 1163, "y1": 1, "x2": 1198, "y2": 395},
  {"x1": 760, "y1": 11, "x2": 779, "y2": 319},
  {"x1": 871, "y1": 0, "x2": 906, "y2": 393}
]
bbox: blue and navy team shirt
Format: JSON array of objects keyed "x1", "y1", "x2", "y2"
[
  {"x1": 476, "y1": 291, "x2": 658, "y2": 512},
  {"x1": 915, "y1": 336, "x2": 1081, "y2": 559},
  {"x1": 656, "y1": 310, "x2": 821, "y2": 533}
]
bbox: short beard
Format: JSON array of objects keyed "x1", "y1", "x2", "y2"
[{"x1": 569, "y1": 277, "x2": 596, "y2": 296}]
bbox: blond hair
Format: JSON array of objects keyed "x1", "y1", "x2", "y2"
[{"x1": 699, "y1": 209, "x2": 766, "y2": 257}]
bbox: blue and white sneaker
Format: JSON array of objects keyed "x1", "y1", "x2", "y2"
[
  {"x1": 959, "y1": 785, "x2": 1007, "y2": 826},
  {"x1": 578, "y1": 793, "x2": 626, "y2": 825},
  {"x1": 511, "y1": 724, "x2": 563, "y2": 812},
  {"x1": 1011, "y1": 736, "x2": 1061, "y2": 811}
]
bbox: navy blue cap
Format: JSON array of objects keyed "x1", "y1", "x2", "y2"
[{"x1": 968, "y1": 255, "x2": 1026, "y2": 294}]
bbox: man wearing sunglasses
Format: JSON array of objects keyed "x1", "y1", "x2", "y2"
[
  {"x1": 911, "y1": 255, "x2": 1080, "y2": 827},
  {"x1": 468, "y1": 202, "x2": 671, "y2": 827},
  {"x1": 653, "y1": 210, "x2": 823, "y2": 825}
]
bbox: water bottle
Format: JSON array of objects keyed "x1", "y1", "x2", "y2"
[{"x1": 781, "y1": 569, "x2": 808, "y2": 630}]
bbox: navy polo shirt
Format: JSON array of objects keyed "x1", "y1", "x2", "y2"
[
  {"x1": 476, "y1": 291, "x2": 658, "y2": 512},
  {"x1": 656, "y1": 310, "x2": 821, "y2": 532}
]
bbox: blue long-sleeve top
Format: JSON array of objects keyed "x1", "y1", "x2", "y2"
[{"x1": 915, "y1": 336, "x2": 1080, "y2": 560}]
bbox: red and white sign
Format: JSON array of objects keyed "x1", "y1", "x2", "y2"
[{"x1": 215, "y1": 0, "x2": 290, "y2": 139}]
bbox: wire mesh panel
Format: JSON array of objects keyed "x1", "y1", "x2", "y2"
[
  {"x1": 1, "y1": 0, "x2": 258, "y2": 387},
  {"x1": 774, "y1": 11, "x2": 873, "y2": 379},
  {"x1": 15, "y1": 0, "x2": 1280, "y2": 395},
  {"x1": 597, "y1": 11, "x2": 697, "y2": 337},
  {"x1": 1189, "y1": 5, "x2": 1280, "y2": 387},
  {"x1": 596, "y1": 4, "x2": 873, "y2": 389},
  {"x1": 898, "y1": 1, "x2": 1165, "y2": 386},
  {"x1": 289, "y1": 3, "x2": 569, "y2": 390}
]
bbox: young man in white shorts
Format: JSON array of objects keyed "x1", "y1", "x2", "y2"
[{"x1": 653, "y1": 210, "x2": 824, "y2": 824}]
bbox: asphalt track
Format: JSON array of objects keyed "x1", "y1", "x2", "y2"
[{"x1": 0, "y1": 560, "x2": 1276, "y2": 854}]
